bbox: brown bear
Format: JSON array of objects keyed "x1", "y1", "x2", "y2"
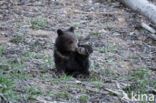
[{"x1": 54, "y1": 27, "x2": 93, "y2": 77}]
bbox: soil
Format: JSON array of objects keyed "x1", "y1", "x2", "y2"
[{"x1": 0, "y1": 0, "x2": 156, "y2": 103}]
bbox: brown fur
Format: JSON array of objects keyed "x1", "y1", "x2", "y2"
[{"x1": 54, "y1": 27, "x2": 93, "y2": 77}]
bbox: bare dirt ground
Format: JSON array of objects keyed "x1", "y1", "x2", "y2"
[{"x1": 0, "y1": 0, "x2": 156, "y2": 103}]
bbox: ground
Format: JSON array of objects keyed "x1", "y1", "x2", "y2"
[{"x1": 0, "y1": 0, "x2": 156, "y2": 103}]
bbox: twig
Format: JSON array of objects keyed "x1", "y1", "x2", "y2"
[
  {"x1": 73, "y1": 10, "x2": 122, "y2": 16},
  {"x1": 115, "y1": 81, "x2": 133, "y2": 102},
  {"x1": 141, "y1": 22, "x2": 156, "y2": 34},
  {"x1": 85, "y1": 87, "x2": 109, "y2": 95},
  {"x1": 140, "y1": 22, "x2": 156, "y2": 40}
]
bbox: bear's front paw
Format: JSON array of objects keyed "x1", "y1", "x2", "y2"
[
  {"x1": 85, "y1": 45, "x2": 93, "y2": 54},
  {"x1": 76, "y1": 47, "x2": 86, "y2": 55},
  {"x1": 76, "y1": 45, "x2": 93, "y2": 55}
]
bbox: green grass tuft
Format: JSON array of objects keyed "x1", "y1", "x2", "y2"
[
  {"x1": 0, "y1": 73, "x2": 19, "y2": 102},
  {"x1": 0, "y1": 45, "x2": 6, "y2": 56},
  {"x1": 92, "y1": 31, "x2": 101, "y2": 36},
  {"x1": 11, "y1": 34, "x2": 23, "y2": 43},
  {"x1": 126, "y1": 69, "x2": 151, "y2": 97},
  {"x1": 26, "y1": 86, "x2": 42, "y2": 100},
  {"x1": 91, "y1": 81, "x2": 103, "y2": 88},
  {"x1": 71, "y1": 23, "x2": 81, "y2": 28},
  {"x1": 79, "y1": 95, "x2": 89, "y2": 102},
  {"x1": 31, "y1": 18, "x2": 47, "y2": 30},
  {"x1": 54, "y1": 92, "x2": 70, "y2": 100}
]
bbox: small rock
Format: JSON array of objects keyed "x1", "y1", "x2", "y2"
[
  {"x1": 118, "y1": 17, "x2": 125, "y2": 23},
  {"x1": 75, "y1": 80, "x2": 81, "y2": 84},
  {"x1": 113, "y1": 32, "x2": 120, "y2": 36}
]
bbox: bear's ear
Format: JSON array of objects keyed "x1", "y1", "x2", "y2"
[
  {"x1": 57, "y1": 29, "x2": 63, "y2": 36},
  {"x1": 68, "y1": 27, "x2": 75, "y2": 32}
]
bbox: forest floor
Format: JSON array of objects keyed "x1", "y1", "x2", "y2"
[{"x1": 0, "y1": 0, "x2": 156, "y2": 103}]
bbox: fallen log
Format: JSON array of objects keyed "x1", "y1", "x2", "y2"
[{"x1": 119, "y1": 0, "x2": 156, "y2": 24}]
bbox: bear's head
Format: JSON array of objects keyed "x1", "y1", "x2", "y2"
[{"x1": 55, "y1": 27, "x2": 78, "y2": 53}]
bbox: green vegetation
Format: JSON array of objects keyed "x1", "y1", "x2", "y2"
[
  {"x1": 92, "y1": 31, "x2": 101, "y2": 36},
  {"x1": 104, "y1": 26, "x2": 113, "y2": 31},
  {"x1": 25, "y1": 86, "x2": 42, "y2": 100},
  {"x1": 63, "y1": 84, "x2": 73, "y2": 89},
  {"x1": 131, "y1": 55, "x2": 138, "y2": 59},
  {"x1": 31, "y1": 18, "x2": 47, "y2": 30},
  {"x1": 124, "y1": 68, "x2": 156, "y2": 103},
  {"x1": 47, "y1": 75, "x2": 74, "y2": 86},
  {"x1": 20, "y1": 57, "x2": 30, "y2": 63},
  {"x1": 15, "y1": 23, "x2": 21, "y2": 29},
  {"x1": 24, "y1": 51, "x2": 31, "y2": 57},
  {"x1": 8, "y1": 59, "x2": 25, "y2": 71},
  {"x1": 91, "y1": 81, "x2": 103, "y2": 88},
  {"x1": 150, "y1": 80, "x2": 156, "y2": 89},
  {"x1": 30, "y1": 43, "x2": 41, "y2": 52},
  {"x1": 0, "y1": 45, "x2": 6, "y2": 56},
  {"x1": 0, "y1": 58, "x2": 25, "y2": 72},
  {"x1": 58, "y1": 75, "x2": 74, "y2": 81},
  {"x1": 48, "y1": 79, "x2": 58, "y2": 85},
  {"x1": 89, "y1": 76, "x2": 99, "y2": 81},
  {"x1": 127, "y1": 69, "x2": 152, "y2": 97},
  {"x1": 31, "y1": 53, "x2": 44, "y2": 59},
  {"x1": 9, "y1": 73, "x2": 30, "y2": 79},
  {"x1": 24, "y1": 50, "x2": 54, "y2": 71},
  {"x1": 0, "y1": 73, "x2": 19, "y2": 102},
  {"x1": 34, "y1": 45, "x2": 40, "y2": 52},
  {"x1": 94, "y1": 45, "x2": 117, "y2": 53},
  {"x1": 46, "y1": 91, "x2": 53, "y2": 96},
  {"x1": 107, "y1": 0, "x2": 116, "y2": 3},
  {"x1": 71, "y1": 23, "x2": 82, "y2": 28},
  {"x1": 43, "y1": 55, "x2": 53, "y2": 65},
  {"x1": 140, "y1": 28, "x2": 148, "y2": 33},
  {"x1": 101, "y1": 69, "x2": 115, "y2": 77},
  {"x1": 54, "y1": 92, "x2": 70, "y2": 100},
  {"x1": 0, "y1": 1, "x2": 154, "y2": 103},
  {"x1": 0, "y1": 53, "x2": 31, "y2": 102},
  {"x1": 75, "y1": 31, "x2": 82, "y2": 39},
  {"x1": 11, "y1": 34, "x2": 23, "y2": 43},
  {"x1": 40, "y1": 55, "x2": 54, "y2": 72},
  {"x1": 79, "y1": 95, "x2": 89, "y2": 102}
]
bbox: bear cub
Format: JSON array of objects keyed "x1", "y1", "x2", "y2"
[{"x1": 54, "y1": 27, "x2": 93, "y2": 77}]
